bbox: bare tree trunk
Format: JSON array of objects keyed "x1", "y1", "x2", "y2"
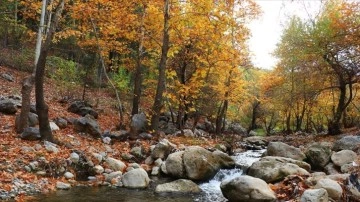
[{"x1": 151, "y1": 0, "x2": 170, "y2": 131}]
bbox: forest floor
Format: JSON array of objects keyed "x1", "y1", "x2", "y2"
[{"x1": 0, "y1": 64, "x2": 359, "y2": 201}]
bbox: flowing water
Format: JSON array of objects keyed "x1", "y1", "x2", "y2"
[{"x1": 32, "y1": 149, "x2": 265, "y2": 202}]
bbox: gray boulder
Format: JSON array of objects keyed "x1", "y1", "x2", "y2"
[
  {"x1": 324, "y1": 163, "x2": 339, "y2": 175},
  {"x1": 314, "y1": 179, "x2": 342, "y2": 200},
  {"x1": 54, "y1": 117, "x2": 67, "y2": 129},
  {"x1": 300, "y1": 188, "x2": 328, "y2": 202},
  {"x1": 151, "y1": 139, "x2": 176, "y2": 159},
  {"x1": 0, "y1": 99, "x2": 17, "y2": 114},
  {"x1": 332, "y1": 135, "x2": 360, "y2": 151},
  {"x1": 56, "y1": 182, "x2": 71, "y2": 190},
  {"x1": 130, "y1": 113, "x2": 147, "y2": 135},
  {"x1": 165, "y1": 151, "x2": 186, "y2": 178},
  {"x1": 248, "y1": 157, "x2": 310, "y2": 183},
  {"x1": 68, "y1": 101, "x2": 98, "y2": 119},
  {"x1": 122, "y1": 168, "x2": 150, "y2": 188},
  {"x1": 220, "y1": 175, "x2": 277, "y2": 202},
  {"x1": 265, "y1": 142, "x2": 306, "y2": 161},
  {"x1": 227, "y1": 122, "x2": 247, "y2": 135},
  {"x1": 106, "y1": 157, "x2": 126, "y2": 171},
  {"x1": 74, "y1": 114, "x2": 101, "y2": 138},
  {"x1": 260, "y1": 156, "x2": 311, "y2": 171},
  {"x1": 130, "y1": 146, "x2": 143, "y2": 158},
  {"x1": 305, "y1": 142, "x2": 332, "y2": 170},
  {"x1": 20, "y1": 127, "x2": 41, "y2": 141},
  {"x1": 155, "y1": 179, "x2": 201, "y2": 194},
  {"x1": 331, "y1": 150, "x2": 357, "y2": 167}
]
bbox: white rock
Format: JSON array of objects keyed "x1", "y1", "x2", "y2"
[
  {"x1": 315, "y1": 178, "x2": 342, "y2": 200},
  {"x1": 151, "y1": 166, "x2": 160, "y2": 175},
  {"x1": 103, "y1": 137, "x2": 111, "y2": 144},
  {"x1": 50, "y1": 122, "x2": 60, "y2": 131},
  {"x1": 300, "y1": 188, "x2": 328, "y2": 202},
  {"x1": 122, "y1": 168, "x2": 150, "y2": 188},
  {"x1": 64, "y1": 172, "x2": 74, "y2": 179},
  {"x1": 106, "y1": 157, "x2": 126, "y2": 171},
  {"x1": 331, "y1": 150, "x2": 357, "y2": 167},
  {"x1": 94, "y1": 165, "x2": 104, "y2": 174},
  {"x1": 70, "y1": 152, "x2": 80, "y2": 163},
  {"x1": 56, "y1": 182, "x2": 71, "y2": 190},
  {"x1": 44, "y1": 141, "x2": 59, "y2": 153}
]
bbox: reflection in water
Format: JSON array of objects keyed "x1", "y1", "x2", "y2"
[{"x1": 32, "y1": 150, "x2": 265, "y2": 202}]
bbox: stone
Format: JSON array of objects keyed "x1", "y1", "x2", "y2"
[
  {"x1": 91, "y1": 152, "x2": 103, "y2": 165},
  {"x1": 106, "y1": 157, "x2": 126, "y2": 171},
  {"x1": 121, "y1": 153, "x2": 135, "y2": 161},
  {"x1": 1, "y1": 73, "x2": 14, "y2": 82},
  {"x1": 220, "y1": 175, "x2": 277, "y2": 202},
  {"x1": 260, "y1": 156, "x2": 311, "y2": 171},
  {"x1": 265, "y1": 142, "x2": 306, "y2": 161},
  {"x1": 139, "y1": 132, "x2": 152, "y2": 140},
  {"x1": 64, "y1": 172, "x2": 74, "y2": 179},
  {"x1": 300, "y1": 188, "x2": 329, "y2": 202},
  {"x1": 0, "y1": 99, "x2": 17, "y2": 114},
  {"x1": 154, "y1": 158, "x2": 163, "y2": 167},
  {"x1": 130, "y1": 113, "x2": 147, "y2": 135},
  {"x1": 54, "y1": 117, "x2": 67, "y2": 129},
  {"x1": 20, "y1": 127, "x2": 40, "y2": 141},
  {"x1": 331, "y1": 150, "x2": 357, "y2": 167},
  {"x1": 49, "y1": 122, "x2": 60, "y2": 131},
  {"x1": 93, "y1": 165, "x2": 104, "y2": 174},
  {"x1": 56, "y1": 182, "x2": 71, "y2": 190},
  {"x1": 74, "y1": 114, "x2": 102, "y2": 138},
  {"x1": 315, "y1": 179, "x2": 343, "y2": 200},
  {"x1": 68, "y1": 101, "x2": 98, "y2": 118},
  {"x1": 174, "y1": 129, "x2": 195, "y2": 137},
  {"x1": 227, "y1": 122, "x2": 247, "y2": 135},
  {"x1": 151, "y1": 139, "x2": 176, "y2": 159},
  {"x1": 324, "y1": 163, "x2": 339, "y2": 175},
  {"x1": 212, "y1": 150, "x2": 236, "y2": 169},
  {"x1": 15, "y1": 112, "x2": 39, "y2": 128},
  {"x1": 78, "y1": 107, "x2": 98, "y2": 119},
  {"x1": 248, "y1": 157, "x2": 310, "y2": 183},
  {"x1": 332, "y1": 135, "x2": 360, "y2": 152},
  {"x1": 44, "y1": 141, "x2": 59, "y2": 153},
  {"x1": 305, "y1": 142, "x2": 332, "y2": 170},
  {"x1": 130, "y1": 146, "x2": 143, "y2": 158},
  {"x1": 122, "y1": 168, "x2": 150, "y2": 188},
  {"x1": 151, "y1": 166, "x2": 160, "y2": 175},
  {"x1": 155, "y1": 179, "x2": 201, "y2": 194},
  {"x1": 165, "y1": 151, "x2": 186, "y2": 178},
  {"x1": 340, "y1": 163, "x2": 355, "y2": 173},
  {"x1": 144, "y1": 156, "x2": 154, "y2": 165},
  {"x1": 69, "y1": 152, "x2": 80, "y2": 164},
  {"x1": 104, "y1": 171, "x2": 122, "y2": 183}
]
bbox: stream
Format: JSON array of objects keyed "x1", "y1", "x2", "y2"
[{"x1": 32, "y1": 149, "x2": 265, "y2": 202}]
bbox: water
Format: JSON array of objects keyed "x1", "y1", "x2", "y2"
[{"x1": 32, "y1": 150, "x2": 265, "y2": 202}]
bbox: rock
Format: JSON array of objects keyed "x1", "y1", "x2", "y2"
[
  {"x1": 260, "y1": 156, "x2": 311, "y2": 171},
  {"x1": 248, "y1": 157, "x2": 310, "y2": 183},
  {"x1": 324, "y1": 163, "x2": 339, "y2": 175},
  {"x1": 49, "y1": 122, "x2": 60, "y2": 131},
  {"x1": 91, "y1": 152, "x2": 103, "y2": 165},
  {"x1": 332, "y1": 135, "x2": 360, "y2": 152},
  {"x1": 128, "y1": 163, "x2": 141, "y2": 169},
  {"x1": 121, "y1": 153, "x2": 135, "y2": 161},
  {"x1": 155, "y1": 179, "x2": 201, "y2": 194},
  {"x1": 220, "y1": 175, "x2": 277, "y2": 202},
  {"x1": 151, "y1": 166, "x2": 160, "y2": 175},
  {"x1": 161, "y1": 162, "x2": 168, "y2": 174},
  {"x1": 165, "y1": 151, "x2": 186, "y2": 178},
  {"x1": 106, "y1": 157, "x2": 126, "y2": 171},
  {"x1": 70, "y1": 152, "x2": 80, "y2": 164},
  {"x1": 16, "y1": 112, "x2": 39, "y2": 128},
  {"x1": 154, "y1": 158, "x2": 163, "y2": 167},
  {"x1": 315, "y1": 179, "x2": 343, "y2": 200},
  {"x1": 78, "y1": 107, "x2": 98, "y2": 119},
  {"x1": 139, "y1": 132, "x2": 152, "y2": 140},
  {"x1": 331, "y1": 150, "x2": 357, "y2": 167},
  {"x1": 74, "y1": 114, "x2": 102, "y2": 138},
  {"x1": 68, "y1": 101, "x2": 98, "y2": 118},
  {"x1": 265, "y1": 142, "x2": 306, "y2": 161},
  {"x1": 93, "y1": 165, "x2": 104, "y2": 174},
  {"x1": 212, "y1": 150, "x2": 236, "y2": 169},
  {"x1": 122, "y1": 168, "x2": 150, "y2": 188},
  {"x1": 305, "y1": 142, "x2": 332, "y2": 170},
  {"x1": 300, "y1": 188, "x2": 329, "y2": 202},
  {"x1": 20, "y1": 127, "x2": 40, "y2": 141},
  {"x1": 64, "y1": 172, "x2": 74, "y2": 179},
  {"x1": 44, "y1": 141, "x2": 59, "y2": 153},
  {"x1": 1, "y1": 73, "x2": 14, "y2": 82},
  {"x1": 244, "y1": 136, "x2": 268, "y2": 147},
  {"x1": 54, "y1": 117, "x2": 67, "y2": 129},
  {"x1": 348, "y1": 173, "x2": 360, "y2": 201},
  {"x1": 0, "y1": 99, "x2": 17, "y2": 114},
  {"x1": 248, "y1": 130, "x2": 258, "y2": 136},
  {"x1": 130, "y1": 146, "x2": 143, "y2": 158},
  {"x1": 56, "y1": 182, "x2": 71, "y2": 190},
  {"x1": 104, "y1": 171, "x2": 122, "y2": 183},
  {"x1": 21, "y1": 146, "x2": 35, "y2": 152},
  {"x1": 227, "y1": 122, "x2": 247, "y2": 135},
  {"x1": 151, "y1": 139, "x2": 176, "y2": 159},
  {"x1": 130, "y1": 113, "x2": 147, "y2": 135},
  {"x1": 341, "y1": 163, "x2": 355, "y2": 173},
  {"x1": 144, "y1": 156, "x2": 154, "y2": 165}
]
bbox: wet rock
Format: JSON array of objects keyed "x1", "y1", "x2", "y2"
[
  {"x1": 265, "y1": 142, "x2": 306, "y2": 161},
  {"x1": 300, "y1": 188, "x2": 328, "y2": 202},
  {"x1": 155, "y1": 179, "x2": 201, "y2": 194},
  {"x1": 220, "y1": 175, "x2": 276, "y2": 202},
  {"x1": 20, "y1": 127, "x2": 40, "y2": 141},
  {"x1": 122, "y1": 168, "x2": 150, "y2": 188}
]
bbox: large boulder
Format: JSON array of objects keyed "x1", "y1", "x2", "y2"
[
  {"x1": 130, "y1": 113, "x2": 147, "y2": 136},
  {"x1": 0, "y1": 99, "x2": 17, "y2": 114},
  {"x1": 314, "y1": 178, "x2": 343, "y2": 200},
  {"x1": 332, "y1": 135, "x2": 360, "y2": 152},
  {"x1": 248, "y1": 157, "x2": 310, "y2": 183},
  {"x1": 122, "y1": 168, "x2": 150, "y2": 188},
  {"x1": 155, "y1": 179, "x2": 201, "y2": 194},
  {"x1": 151, "y1": 139, "x2": 176, "y2": 159},
  {"x1": 74, "y1": 114, "x2": 101, "y2": 138},
  {"x1": 300, "y1": 188, "x2": 329, "y2": 202},
  {"x1": 68, "y1": 101, "x2": 98, "y2": 119},
  {"x1": 265, "y1": 142, "x2": 306, "y2": 161},
  {"x1": 220, "y1": 175, "x2": 277, "y2": 202},
  {"x1": 305, "y1": 142, "x2": 332, "y2": 170},
  {"x1": 260, "y1": 156, "x2": 311, "y2": 171},
  {"x1": 331, "y1": 150, "x2": 357, "y2": 167},
  {"x1": 226, "y1": 122, "x2": 247, "y2": 135},
  {"x1": 165, "y1": 146, "x2": 235, "y2": 181},
  {"x1": 20, "y1": 127, "x2": 41, "y2": 141}
]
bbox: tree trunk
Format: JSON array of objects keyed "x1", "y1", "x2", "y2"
[
  {"x1": 150, "y1": 0, "x2": 170, "y2": 131},
  {"x1": 15, "y1": 76, "x2": 34, "y2": 133},
  {"x1": 248, "y1": 101, "x2": 260, "y2": 132}
]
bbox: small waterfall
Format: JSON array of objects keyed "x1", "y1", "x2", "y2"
[{"x1": 196, "y1": 149, "x2": 266, "y2": 202}]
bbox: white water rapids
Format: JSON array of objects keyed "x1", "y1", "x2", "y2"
[{"x1": 195, "y1": 149, "x2": 266, "y2": 202}]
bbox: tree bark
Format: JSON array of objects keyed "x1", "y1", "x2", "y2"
[
  {"x1": 16, "y1": 76, "x2": 34, "y2": 133},
  {"x1": 150, "y1": 0, "x2": 170, "y2": 131}
]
